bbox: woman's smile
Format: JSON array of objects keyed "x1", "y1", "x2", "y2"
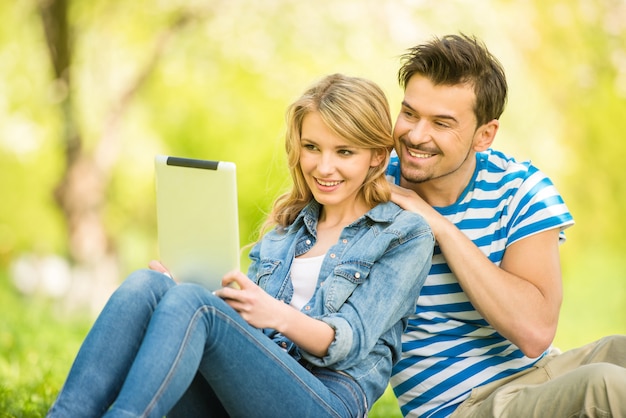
[
  {"x1": 314, "y1": 178, "x2": 344, "y2": 189},
  {"x1": 299, "y1": 111, "x2": 380, "y2": 213}
]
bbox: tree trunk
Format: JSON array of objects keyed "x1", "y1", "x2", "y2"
[
  {"x1": 38, "y1": 0, "x2": 116, "y2": 312},
  {"x1": 37, "y1": 0, "x2": 195, "y2": 312}
]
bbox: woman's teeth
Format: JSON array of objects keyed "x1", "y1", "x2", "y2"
[{"x1": 317, "y1": 179, "x2": 341, "y2": 186}]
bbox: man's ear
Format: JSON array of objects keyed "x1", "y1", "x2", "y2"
[{"x1": 473, "y1": 119, "x2": 499, "y2": 151}]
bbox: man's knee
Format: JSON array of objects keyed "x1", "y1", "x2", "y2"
[
  {"x1": 586, "y1": 335, "x2": 626, "y2": 366},
  {"x1": 583, "y1": 362, "x2": 625, "y2": 383},
  {"x1": 578, "y1": 362, "x2": 626, "y2": 411}
]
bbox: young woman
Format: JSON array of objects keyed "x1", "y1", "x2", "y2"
[{"x1": 47, "y1": 73, "x2": 434, "y2": 418}]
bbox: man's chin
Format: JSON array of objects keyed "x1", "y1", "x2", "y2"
[
  {"x1": 400, "y1": 176, "x2": 428, "y2": 185},
  {"x1": 400, "y1": 170, "x2": 429, "y2": 184}
]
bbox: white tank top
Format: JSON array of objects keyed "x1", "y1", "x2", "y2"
[{"x1": 289, "y1": 254, "x2": 325, "y2": 310}]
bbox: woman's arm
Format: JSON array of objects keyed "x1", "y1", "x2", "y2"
[
  {"x1": 218, "y1": 212, "x2": 433, "y2": 365},
  {"x1": 215, "y1": 271, "x2": 335, "y2": 357},
  {"x1": 302, "y1": 214, "x2": 434, "y2": 368}
]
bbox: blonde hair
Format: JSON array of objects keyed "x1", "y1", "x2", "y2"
[{"x1": 262, "y1": 73, "x2": 393, "y2": 234}]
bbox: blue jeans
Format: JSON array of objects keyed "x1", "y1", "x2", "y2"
[{"x1": 47, "y1": 270, "x2": 366, "y2": 418}]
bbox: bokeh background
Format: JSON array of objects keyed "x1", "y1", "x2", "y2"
[{"x1": 1, "y1": 0, "x2": 625, "y2": 415}]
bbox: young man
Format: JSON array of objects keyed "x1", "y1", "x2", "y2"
[{"x1": 388, "y1": 34, "x2": 626, "y2": 417}]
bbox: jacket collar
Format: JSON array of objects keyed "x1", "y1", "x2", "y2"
[{"x1": 287, "y1": 200, "x2": 402, "y2": 235}]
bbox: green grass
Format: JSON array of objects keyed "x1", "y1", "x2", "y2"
[
  {"x1": 4, "y1": 253, "x2": 622, "y2": 417},
  {"x1": 0, "y1": 273, "x2": 91, "y2": 417},
  {"x1": 0, "y1": 271, "x2": 401, "y2": 417},
  {"x1": 371, "y1": 386, "x2": 403, "y2": 417}
]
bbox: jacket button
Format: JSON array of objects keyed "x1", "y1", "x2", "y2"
[
  {"x1": 355, "y1": 272, "x2": 361, "y2": 279},
  {"x1": 304, "y1": 305, "x2": 311, "y2": 311},
  {"x1": 330, "y1": 253, "x2": 336, "y2": 258},
  {"x1": 305, "y1": 239, "x2": 311, "y2": 245},
  {"x1": 342, "y1": 239, "x2": 348, "y2": 244}
]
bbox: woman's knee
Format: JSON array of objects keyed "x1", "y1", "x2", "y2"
[
  {"x1": 157, "y1": 283, "x2": 237, "y2": 327},
  {"x1": 117, "y1": 269, "x2": 176, "y2": 300},
  {"x1": 160, "y1": 283, "x2": 218, "y2": 308}
]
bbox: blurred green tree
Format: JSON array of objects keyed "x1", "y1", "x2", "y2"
[
  {"x1": 0, "y1": 0, "x2": 624, "y2": 337},
  {"x1": 520, "y1": 0, "x2": 626, "y2": 345},
  {"x1": 33, "y1": 0, "x2": 199, "y2": 308}
]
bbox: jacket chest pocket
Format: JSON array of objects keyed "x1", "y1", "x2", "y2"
[
  {"x1": 324, "y1": 261, "x2": 373, "y2": 312},
  {"x1": 254, "y1": 259, "x2": 281, "y2": 289}
]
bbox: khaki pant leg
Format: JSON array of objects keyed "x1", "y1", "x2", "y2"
[{"x1": 451, "y1": 335, "x2": 626, "y2": 417}]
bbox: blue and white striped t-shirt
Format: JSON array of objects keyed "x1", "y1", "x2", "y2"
[{"x1": 387, "y1": 149, "x2": 574, "y2": 418}]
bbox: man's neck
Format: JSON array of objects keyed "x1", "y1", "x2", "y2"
[
  {"x1": 400, "y1": 180, "x2": 456, "y2": 207},
  {"x1": 400, "y1": 155, "x2": 477, "y2": 208}
]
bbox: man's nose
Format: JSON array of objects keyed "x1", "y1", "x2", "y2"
[{"x1": 406, "y1": 121, "x2": 432, "y2": 144}]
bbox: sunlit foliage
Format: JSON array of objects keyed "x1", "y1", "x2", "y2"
[{"x1": 0, "y1": 1, "x2": 624, "y2": 414}]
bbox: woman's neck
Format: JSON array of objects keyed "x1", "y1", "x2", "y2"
[
  {"x1": 318, "y1": 197, "x2": 370, "y2": 229},
  {"x1": 300, "y1": 197, "x2": 371, "y2": 258}
]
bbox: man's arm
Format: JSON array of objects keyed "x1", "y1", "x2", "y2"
[{"x1": 391, "y1": 184, "x2": 563, "y2": 358}]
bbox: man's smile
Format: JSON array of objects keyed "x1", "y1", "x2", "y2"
[{"x1": 407, "y1": 149, "x2": 434, "y2": 159}]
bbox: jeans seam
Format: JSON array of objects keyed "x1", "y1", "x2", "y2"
[
  {"x1": 229, "y1": 319, "x2": 345, "y2": 417},
  {"x1": 141, "y1": 302, "x2": 345, "y2": 418},
  {"x1": 316, "y1": 370, "x2": 366, "y2": 417},
  {"x1": 142, "y1": 305, "x2": 209, "y2": 416}
]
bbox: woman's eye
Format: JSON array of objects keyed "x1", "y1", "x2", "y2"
[{"x1": 338, "y1": 149, "x2": 354, "y2": 156}]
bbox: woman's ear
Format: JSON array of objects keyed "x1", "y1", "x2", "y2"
[
  {"x1": 473, "y1": 119, "x2": 499, "y2": 151},
  {"x1": 370, "y1": 148, "x2": 387, "y2": 167}
]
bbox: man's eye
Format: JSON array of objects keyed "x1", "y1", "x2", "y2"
[{"x1": 403, "y1": 111, "x2": 418, "y2": 120}]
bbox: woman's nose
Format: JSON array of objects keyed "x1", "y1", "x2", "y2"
[{"x1": 317, "y1": 152, "x2": 337, "y2": 175}]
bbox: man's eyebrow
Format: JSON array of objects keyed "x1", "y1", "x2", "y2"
[
  {"x1": 434, "y1": 114, "x2": 458, "y2": 123},
  {"x1": 401, "y1": 100, "x2": 416, "y2": 112},
  {"x1": 401, "y1": 100, "x2": 458, "y2": 123}
]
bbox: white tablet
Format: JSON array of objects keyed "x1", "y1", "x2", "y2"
[{"x1": 155, "y1": 155, "x2": 240, "y2": 290}]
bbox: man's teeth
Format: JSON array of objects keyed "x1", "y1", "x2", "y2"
[
  {"x1": 317, "y1": 179, "x2": 341, "y2": 186},
  {"x1": 408, "y1": 150, "x2": 431, "y2": 158}
]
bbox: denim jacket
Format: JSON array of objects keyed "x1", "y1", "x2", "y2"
[{"x1": 247, "y1": 200, "x2": 434, "y2": 406}]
